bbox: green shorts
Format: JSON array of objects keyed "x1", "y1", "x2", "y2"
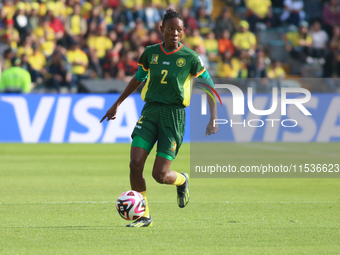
[{"x1": 131, "y1": 102, "x2": 186, "y2": 159}]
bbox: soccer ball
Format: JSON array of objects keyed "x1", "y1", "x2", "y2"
[{"x1": 116, "y1": 190, "x2": 146, "y2": 221}]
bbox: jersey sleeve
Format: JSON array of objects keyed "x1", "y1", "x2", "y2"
[
  {"x1": 135, "y1": 47, "x2": 149, "y2": 82},
  {"x1": 137, "y1": 47, "x2": 149, "y2": 71},
  {"x1": 190, "y1": 53, "x2": 206, "y2": 77},
  {"x1": 197, "y1": 69, "x2": 215, "y2": 89}
]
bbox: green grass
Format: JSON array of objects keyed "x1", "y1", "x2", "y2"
[{"x1": 0, "y1": 143, "x2": 339, "y2": 254}]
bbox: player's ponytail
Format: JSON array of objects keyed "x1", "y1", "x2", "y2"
[{"x1": 162, "y1": 8, "x2": 183, "y2": 26}]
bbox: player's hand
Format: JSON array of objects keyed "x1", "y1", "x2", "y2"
[
  {"x1": 100, "y1": 103, "x2": 118, "y2": 123},
  {"x1": 205, "y1": 120, "x2": 219, "y2": 137}
]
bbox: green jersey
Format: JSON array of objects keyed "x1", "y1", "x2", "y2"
[
  {"x1": 0, "y1": 67, "x2": 31, "y2": 93},
  {"x1": 137, "y1": 43, "x2": 206, "y2": 107}
]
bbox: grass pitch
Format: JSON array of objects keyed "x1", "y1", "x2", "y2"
[{"x1": 0, "y1": 143, "x2": 339, "y2": 254}]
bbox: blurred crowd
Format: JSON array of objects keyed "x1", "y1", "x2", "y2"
[{"x1": 1, "y1": 0, "x2": 340, "y2": 93}]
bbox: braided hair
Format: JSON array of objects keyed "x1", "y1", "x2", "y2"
[{"x1": 162, "y1": 8, "x2": 183, "y2": 27}]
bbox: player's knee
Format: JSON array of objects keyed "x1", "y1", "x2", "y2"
[
  {"x1": 152, "y1": 170, "x2": 166, "y2": 184},
  {"x1": 129, "y1": 159, "x2": 143, "y2": 177}
]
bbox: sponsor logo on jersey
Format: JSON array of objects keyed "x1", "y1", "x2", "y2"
[
  {"x1": 150, "y1": 54, "x2": 159, "y2": 64},
  {"x1": 162, "y1": 61, "x2": 170, "y2": 65},
  {"x1": 176, "y1": 58, "x2": 186, "y2": 67},
  {"x1": 170, "y1": 141, "x2": 177, "y2": 151}
]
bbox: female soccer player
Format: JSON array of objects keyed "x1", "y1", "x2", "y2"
[{"x1": 101, "y1": 8, "x2": 218, "y2": 227}]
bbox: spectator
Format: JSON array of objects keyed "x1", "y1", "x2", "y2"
[
  {"x1": 28, "y1": 43, "x2": 46, "y2": 83},
  {"x1": 236, "y1": 50, "x2": 250, "y2": 78},
  {"x1": 46, "y1": 2, "x2": 65, "y2": 42},
  {"x1": 196, "y1": 7, "x2": 214, "y2": 37},
  {"x1": 218, "y1": 29, "x2": 234, "y2": 56},
  {"x1": 216, "y1": 50, "x2": 239, "y2": 78},
  {"x1": 45, "y1": 51, "x2": 72, "y2": 92},
  {"x1": 65, "y1": 3, "x2": 87, "y2": 40},
  {"x1": 185, "y1": 28, "x2": 205, "y2": 49},
  {"x1": 3, "y1": 48, "x2": 15, "y2": 70},
  {"x1": 245, "y1": 0, "x2": 273, "y2": 32},
  {"x1": 232, "y1": 20, "x2": 256, "y2": 56},
  {"x1": 214, "y1": 7, "x2": 236, "y2": 38},
  {"x1": 310, "y1": 20, "x2": 328, "y2": 61},
  {"x1": 3, "y1": 19, "x2": 20, "y2": 52},
  {"x1": 144, "y1": 30, "x2": 162, "y2": 47},
  {"x1": 87, "y1": 6, "x2": 106, "y2": 31},
  {"x1": 122, "y1": 0, "x2": 144, "y2": 28},
  {"x1": 87, "y1": 27, "x2": 113, "y2": 76},
  {"x1": 116, "y1": 51, "x2": 138, "y2": 83},
  {"x1": 192, "y1": 0, "x2": 213, "y2": 16},
  {"x1": 267, "y1": 60, "x2": 286, "y2": 78},
  {"x1": 330, "y1": 25, "x2": 340, "y2": 51},
  {"x1": 204, "y1": 31, "x2": 219, "y2": 62},
  {"x1": 33, "y1": 16, "x2": 55, "y2": 44},
  {"x1": 33, "y1": 17, "x2": 56, "y2": 57},
  {"x1": 323, "y1": 0, "x2": 340, "y2": 37},
  {"x1": 132, "y1": 19, "x2": 149, "y2": 46},
  {"x1": 0, "y1": 57, "x2": 31, "y2": 93},
  {"x1": 29, "y1": 2, "x2": 40, "y2": 31},
  {"x1": 67, "y1": 40, "x2": 89, "y2": 89},
  {"x1": 104, "y1": 8, "x2": 114, "y2": 31},
  {"x1": 281, "y1": 0, "x2": 305, "y2": 26},
  {"x1": 0, "y1": 0, "x2": 15, "y2": 20},
  {"x1": 248, "y1": 55, "x2": 267, "y2": 78},
  {"x1": 104, "y1": 51, "x2": 120, "y2": 79},
  {"x1": 17, "y1": 36, "x2": 33, "y2": 58},
  {"x1": 193, "y1": 45, "x2": 209, "y2": 70},
  {"x1": 283, "y1": 21, "x2": 312, "y2": 62},
  {"x1": 144, "y1": 3, "x2": 162, "y2": 30},
  {"x1": 181, "y1": 7, "x2": 198, "y2": 31},
  {"x1": 13, "y1": 2, "x2": 31, "y2": 43}
]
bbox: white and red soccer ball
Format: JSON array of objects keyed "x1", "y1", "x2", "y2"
[{"x1": 116, "y1": 190, "x2": 146, "y2": 221}]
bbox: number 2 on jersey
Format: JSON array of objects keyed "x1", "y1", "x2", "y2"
[{"x1": 161, "y1": 70, "x2": 168, "y2": 84}]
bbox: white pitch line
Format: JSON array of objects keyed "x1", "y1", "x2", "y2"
[{"x1": 0, "y1": 201, "x2": 338, "y2": 205}]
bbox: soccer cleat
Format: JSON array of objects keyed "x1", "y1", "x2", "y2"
[
  {"x1": 177, "y1": 172, "x2": 189, "y2": 208},
  {"x1": 126, "y1": 216, "x2": 153, "y2": 228}
]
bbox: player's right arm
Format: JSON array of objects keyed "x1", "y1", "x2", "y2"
[
  {"x1": 100, "y1": 47, "x2": 149, "y2": 123},
  {"x1": 100, "y1": 77, "x2": 143, "y2": 122}
]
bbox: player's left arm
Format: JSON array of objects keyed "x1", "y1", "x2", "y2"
[
  {"x1": 197, "y1": 70, "x2": 219, "y2": 136},
  {"x1": 192, "y1": 54, "x2": 219, "y2": 136}
]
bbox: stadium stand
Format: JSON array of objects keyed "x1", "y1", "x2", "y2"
[{"x1": 0, "y1": 0, "x2": 340, "y2": 93}]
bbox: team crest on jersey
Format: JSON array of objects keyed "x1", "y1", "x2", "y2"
[
  {"x1": 176, "y1": 58, "x2": 186, "y2": 67},
  {"x1": 150, "y1": 54, "x2": 159, "y2": 64},
  {"x1": 170, "y1": 141, "x2": 177, "y2": 151}
]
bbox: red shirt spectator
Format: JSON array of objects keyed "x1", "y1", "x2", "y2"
[{"x1": 49, "y1": 17, "x2": 65, "y2": 34}]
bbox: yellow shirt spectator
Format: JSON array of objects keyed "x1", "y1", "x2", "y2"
[
  {"x1": 123, "y1": 0, "x2": 143, "y2": 9},
  {"x1": 3, "y1": 5, "x2": 15, "y2": 19},
  {"x1": 70, "y1": 15, "x2": 81, "y2": 35},
  {"x1": 34, "y1": 26, "x2": 55, "y2": 41},
  {"x1": 39, "y1": 41, "x2": 55, "y2": 57},
  {"x1": 216, "y1": 58, "x2": 240, "y2": 78},
  {"x1": 87, "y1": 35, "x2": 113, "y2": 59},
  {"x1": 17, "y1": 46, "x2": 33, "y2": 58},
  {"x1": 204, "y1": 38, "x2": 218, "y2": 54},
  {"x1": 186, "y1": 35, "x2": 205, "y2": 49},
  {"x1": 28, "y1": 51, "x2": 46, "y2": 71},
  {"x1": 245, "y1": 0, "x2": 271, "y2": 19},
  {"x1": 267, "y1": 66, "x2": 286, "y2": 78},
  {"x1": 67, "y1": 49, "x2": 89, "y2": 75},
  {"x1": 233, "y1": 31, "x2": 257, "y2": 50},
  {"x1": 285, "y1": 31, "x2": 312, "y2": 47},
  {"x1": 5, "y1": 28, "x2": 20, "y2": 51},
  {"x1": 54, "y1": 1, "x2": 67, "y2": 18}
]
